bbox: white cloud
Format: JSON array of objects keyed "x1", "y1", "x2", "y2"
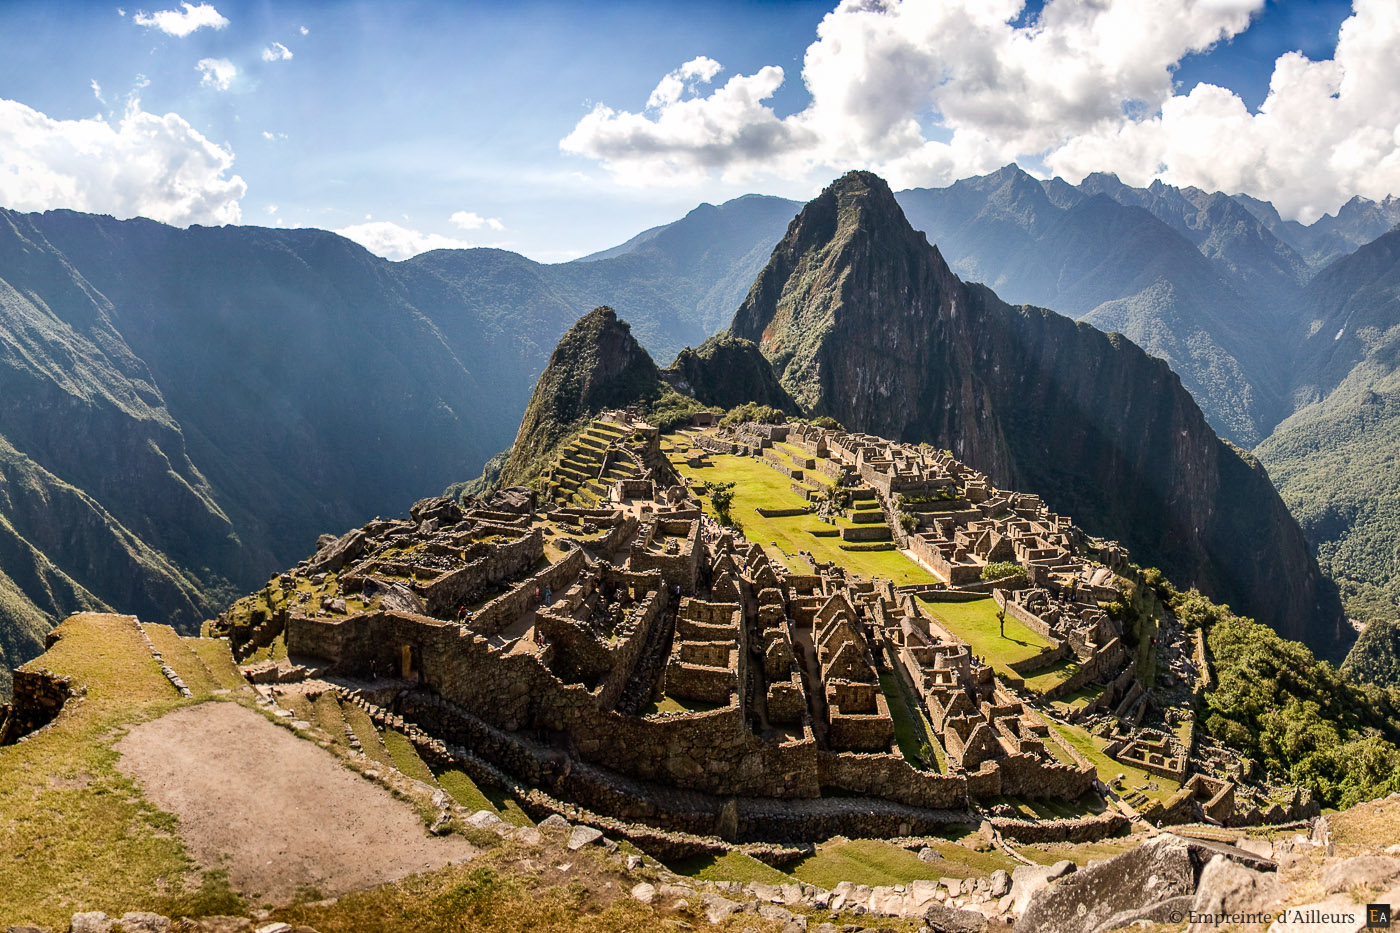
[
  {"x1": 0, "y1": 96, "x2": 246, "y2": 226},
  {"x1": 561, "y1": 0, "x2": 1400, "y2": 219},
  {"x1": 334, "y1": 221, "x2": 473, "y2": 260},
  {"x1": 449, "y1": 210, "x2": 505, "y2": 231},
  {"x1": 133, "y1": 2, "x2": 227, "y2": 37},
  {"x1": 262, "y1": 42, "x2": 292, "y2": 62},
  {"x1": 299, "y1": 25, "x2": 309, "y2": 36},
  {"x1": 265, "y1": 204, "x2": 278, "y2": 215},
  {"x1": 90, "y1": 80, "x2": 104, "y2": 104},
  {"x1": 196, "y1": 57, "x2": 236, "y2": 91}
]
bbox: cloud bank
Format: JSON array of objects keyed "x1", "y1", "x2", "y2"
[
  {"x1": 0, "y1": 96, "x2": 245, "y2": 226},
  {"x1": 335, "y1": 221, "x2": 474, "y2": 261},
  {"x1": 133, "y1": 2, "x2": 228, "y2": 37},
  {"x1": 562, "y1": 0, "x2": 1400, "y2": 221}
]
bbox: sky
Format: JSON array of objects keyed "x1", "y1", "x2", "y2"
[{"x1": 0, "y1": 0, "x2": 1391, "y2": 262}]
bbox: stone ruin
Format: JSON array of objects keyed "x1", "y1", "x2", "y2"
[{"x1": 208, "y1": 414, "x2": 1316, "y2": 849}]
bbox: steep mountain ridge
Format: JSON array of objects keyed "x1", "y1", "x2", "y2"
[
  {"x1": 732, "y1": 171, "x2": 1347, "y2": 656},
  {"x1": 895, "y1": 167, "x2": 1288, "y2": 445}
]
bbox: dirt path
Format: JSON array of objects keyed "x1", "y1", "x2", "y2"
[{"x1": 115, "y1": 701, "x2": 475, "y2": 905}]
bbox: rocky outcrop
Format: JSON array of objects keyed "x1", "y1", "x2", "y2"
[{"x1": 731, "y1": 171, "x2": 1349, "y2": 656}]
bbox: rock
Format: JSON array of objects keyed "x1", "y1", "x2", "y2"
[
  {"x1": 1009, "y1": 864, "x2": 1058, "y2": 916},
  {"x1": 923, "y1": 903, "x2": 988, "y2": 932},
  {"x1": 1234, "y1": 837, "x2": 1275, "y2": 859},
  {"x1": 538, "y1": 813, "x2": 571, "y2": 832},
  {"x1": 119, "y1": 911, "x2": 171, "y2": 931},
  {"x1": 428, "y1": 812, "x2": 452, "y2": 835},
  {"x1": 908, "y1": 879, "x2": 942, "y2": 910},
  {"x1": 69, "y1": 914, "x2": 113, "y2": 933},
  {"x1": 750, "y1": 882, "x2": 783, "y2": 903},
  {"x1": 1047, "y1": 860, "x2": 1076, "y2": 881},
  {"x1": 919, "y1": 847, "x2": 937, "y2": 862},
  {"x1": 567, "y1": 825, "x2": 604, "y2": 850},
  {"x1": 626, "y1": 854, "x2": 643, "y2": 871},
  {"x1": 1319, "y1": 855, "x2": 1400, "y2": 894},
  {"x1": 1016, "y1": 834, "x2": 1274, "y2": 933},
  {"x1": 252, "y1": 926, "x2": 293, "y2": 933},
  {"x1": 466, "y1": 810, "x2": 507, "y2": 831},
  {"x1": 990, "y1": 870, "x2": 1011, "y2": 898},
  {"x1": 941, "y1": 877, "x2": 961, "y2": 897},
  {"x1": 757, "y1": 904, "x2": 794, "y2": 923},
  {"x1": 1090, "y1": 894, "x2": 1194, "y2": 933},
  {"x1": 702, "y1": 893, "x2": 742, "y2": 924},
  {"x1": 781, "y1": 882, "x2": 804, "y2": 905},
  {"x1": 631, "y1": 882, "x2": 657, "y2": 904},
  {"x1": 511, "y1": 826, "x2": 542, "y2": 846},
  {"x1": 6, "y1": 926, "x2": 51, "y2": 933},
  {"x1": 1186, "y1": 855, "x2": 1282, "y2": 932},
  {"x1": 186, "y1": 920, "x2": 254, "y2": 933}
]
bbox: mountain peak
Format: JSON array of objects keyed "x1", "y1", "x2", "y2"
[{"x1": 497, "y1": 306, "x2": 661, "y2": 487}]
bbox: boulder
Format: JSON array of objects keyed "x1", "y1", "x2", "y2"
[
  {"x1": 924, "y1": 903, "x2": 989, "y2": 932},
  {"x1": 630, "y1": 882, "x2": 656, "y2": 905},
  {"x1": 701, "y1": 893, "x2": 741, "y2": 924},
  {"x1": 1187, "y1": 854, "x2": 1282, "y2": 932},
  {"x1": 990, "y1": 869, "x2": 1011, "y2": 898},
  {"x1": 537, "y1": 813, "x2": 570, "y2": 831},
  {"x1": 566, "y1": 825, "x2": 604, "y2": 850},
  {"x1": 307, "y1": 529, "x2": 367, "y2": 574},
  {"x1": 1319, "y1": 855, "x2": 1400, "y2": 894},
  {"x1": 1015, "y1": 834, "x2": 1274, "y2": 933},
  {"x1": 1091, "y1": 894, "x2": 1194, "y2": 933},
  {"x1": 69, "y1": 915, "x2": 113, "y2": 933}
]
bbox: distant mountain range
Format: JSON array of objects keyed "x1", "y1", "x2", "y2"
[{"x1": 0, "y1": 165, "x2": 1394, "y2": 692}]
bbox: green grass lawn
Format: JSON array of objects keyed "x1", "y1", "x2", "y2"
[
  {"x1": 1021, "y1": 658, "x2": 1082, "y2": 695},
  {"x1": 182, "y1": 637, "x2": 249, "y2": 691},
  {"x1": 668, "y1": 850, "x2": 794, "y2": 885},
  {"x1": 790, "y1": 839, "x2": 938, "y2": 888},
  {"x1": 341, "y1": 702, "x2": 394, "y2": 766},
  {"x1": 670, "y1": 450, "x2": 936, "y2": 585},
  {"x1": 143, "y1": 624, "x2": 222, "y2": 697},
  {"x1": 1050, "y1": 722, "x2": 1181, "y2": 803},
  {"x1": 434, "y1": 767, "x2": 533, "y2": 826},
  {"x1": 382, "y1": 728, "x2": 440, "y2": 786},
  {"x1": 916, "y1": 598, "x2": 1053, "y2": 679},
  {"x1": 880, "y1": 672, "x2": 934, "y2": 769},
  {"x1": 1050, "y1": 683, "x2": 1104, "y2": 719}
]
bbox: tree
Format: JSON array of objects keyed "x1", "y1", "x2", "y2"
[{"x1": 709, "y1": 481, "x2": 737, "y2": 525}]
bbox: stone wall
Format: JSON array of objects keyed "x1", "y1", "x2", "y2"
[
  {"x1": 470, "y1": 548, "x2": 587, "y2": 636},
  {"x1": 990, "y1": 810, "x2": 1130, "y2": 844},
  {"x1": 818, "y1": 751, "x2": 967, "y2": 809},
  {"x1": 417, "y1": 530, "x2": 544, "y2": 617},
  {"x1": 0, "y1": 668, "x2": 75, "y2": 744},
  {"x1": 289, "y1": 608, "x2": 827, "y2": 799}
]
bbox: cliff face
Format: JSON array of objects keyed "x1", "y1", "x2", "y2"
[
  {"x1": 498, "y1": 307, "x2": 662, "y2": 488},
  {"x1": 733, "y1": 171, "x2": 1348, "y2": 656}
]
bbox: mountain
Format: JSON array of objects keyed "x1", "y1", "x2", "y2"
[
  {"x1": 0, "y1": 197, "x2": 797, "y2": 693},
  {"x1": 1256, "y1": 228, "x2": 1400, "y2": 624},
  {"x1": 1234, "y1": 192, "x2": 1400, "y2": 269},
  {"x1": 731, "y1": 170, "x2": 1348, "y2": 656},
  {"x1": 894, "y1": 166, "x2": 1289, "y2": 445},
  {"x1": 1341, "y1": 618, "x2": 1400, "y2": 688},
  {"x1": 496, "y1": 306, "x2": 664, "y2": 488},
  {"x1": 662, "y1": 332, "x2": 795, "y2": 411}
]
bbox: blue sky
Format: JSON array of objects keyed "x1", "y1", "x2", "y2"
[{"x1": 0, "y1": 0, "x2": 1388, "y2": 261}]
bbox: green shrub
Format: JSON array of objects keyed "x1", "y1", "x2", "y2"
[{"x1": 981, "y1": 561, "x2": 1026, "y2": 583}]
